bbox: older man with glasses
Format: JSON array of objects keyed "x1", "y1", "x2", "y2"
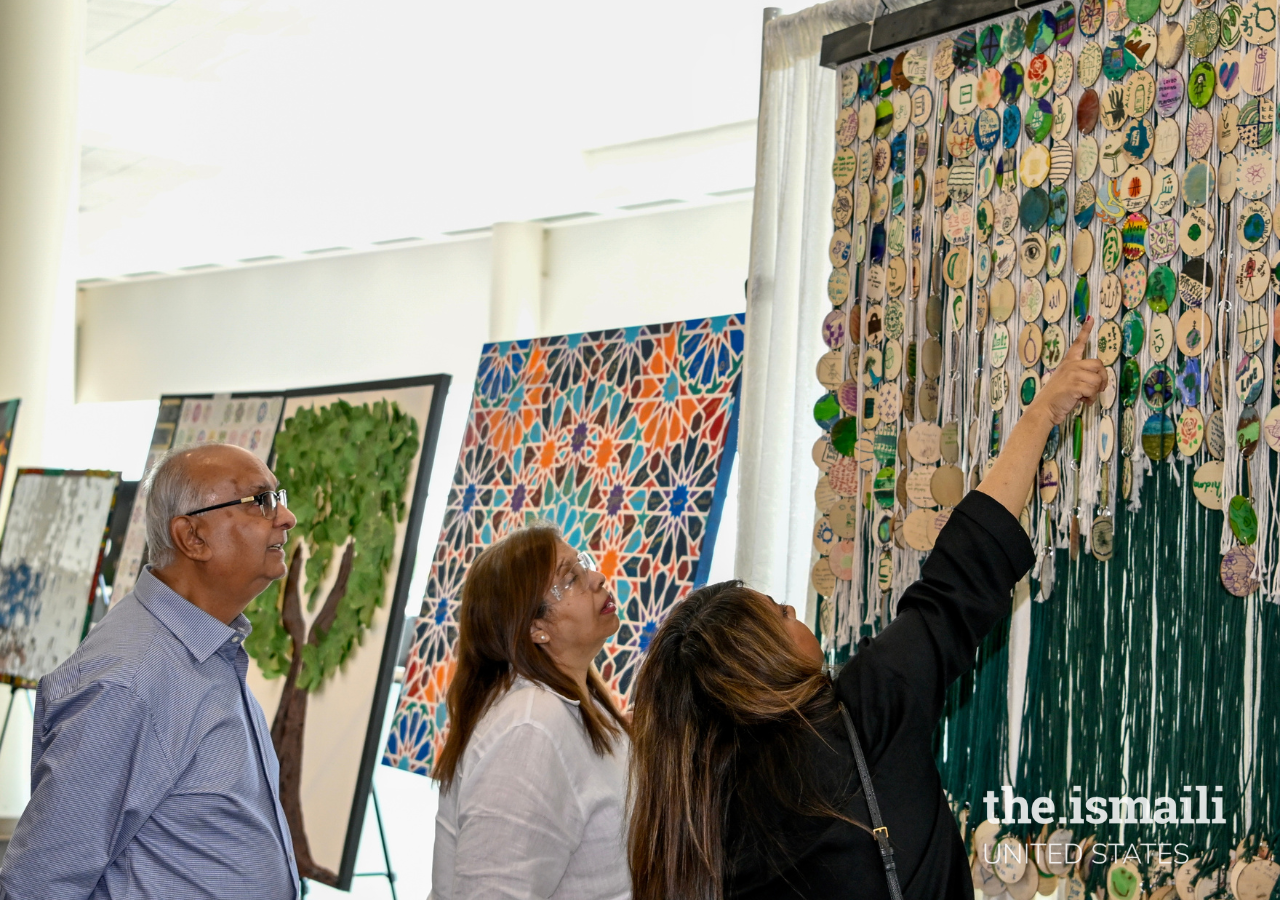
[{"x1": 0, "y1": 443, "x2": 301, "y2": 900}]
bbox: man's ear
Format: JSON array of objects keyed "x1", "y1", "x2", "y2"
[{"x1": 169, "y1": 515, "x2": 214, "y2": 563}]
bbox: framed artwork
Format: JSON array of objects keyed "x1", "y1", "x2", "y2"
[
  {"x1": 384, "y1": 315, "x2": 745, "y2": 777},
  {"x1": 0, "y1": 469, "x2": 120, "y2": 686},
  {"x1": 0, "y1": 399, "x2": 19, "y2": 491},
  {"x1": 243, "y1": 375, "x2": 450, "y2": 889},
  {"x1": 111, "y1": 394, "x2": 285, "y2": 599}
]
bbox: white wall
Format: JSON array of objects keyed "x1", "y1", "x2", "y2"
[{"x1": 50, "y1": 198, "x2": 752, "y2": 898}]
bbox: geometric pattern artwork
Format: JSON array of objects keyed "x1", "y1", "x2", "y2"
[
  {"x1": 0, "y1": 469, "x2": 120, "y2": 686},
  {"x1": 111, "y1": 394, "x2": 285, "y2": 599},
  {"x1": 384, "y1": 314, "x2": 745, "y2": 775}
]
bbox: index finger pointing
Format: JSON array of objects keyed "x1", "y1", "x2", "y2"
[{"x1": 1066, "y1": 316, "x2": 1094, "y2": 361}]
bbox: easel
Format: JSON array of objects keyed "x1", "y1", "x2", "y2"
[{"x1": 300, "y1": 782, "x2": 398, "y2": 899}]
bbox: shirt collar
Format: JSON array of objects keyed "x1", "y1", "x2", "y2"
[
  {"x1": 134, "y1": 567, "x2": 252, "y2": 664},
  {"x1": 513, "y1": 674, "x2": 581, "y2": 707}
]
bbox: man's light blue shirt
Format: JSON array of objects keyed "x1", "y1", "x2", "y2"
[{"x1": 0, "y1": 567, "x2": 300, "y2": 900}]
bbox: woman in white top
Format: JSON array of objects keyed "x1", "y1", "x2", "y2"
[{"x1": 431, "y1": 524, "x2": 631, "y2": 900}]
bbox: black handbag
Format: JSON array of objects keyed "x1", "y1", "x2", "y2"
[{"x1": 838, "y1": 702, "x2": 904, "y2": 900}]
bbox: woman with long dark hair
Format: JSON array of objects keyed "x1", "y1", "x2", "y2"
[
  {"x1": 430, "y1": 525, "x2": 630, "y2": 900},
  {"x1": 628, "y1": 321, "x2": 1105, "y2": 899}
]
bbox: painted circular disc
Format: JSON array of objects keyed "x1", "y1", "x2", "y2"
[
  {"x1": 1122, "y1": 308, "x2": 1146, "y2": 355},
  {"x1": 1145, "y1": 264, "x2": 1176, "y2": 311},
  {"x1": 1020, "y1": 188, "x2": 1051, "y2": 230},
  {"x1": 1141, "y1": 412, "x2": 1176, "y2": 459},
  {"x1": 1179, "y1": 208, "x2": 1216, "y2": 255},
  {"x1": 1219, "y1": 50, "x2": 1245, "y2": 100},
  {"x1": 1237, "y1": 148, "x2": 1273, "y2": 199},
  {"x1": 1242, "y1": 45, "x2": 1277, "y2": 95},
  {"x1": 1157, "y1": 22, "x2": 1186, "y2": 68},
  {"x1": 1097, "y1": 320, "x2": 1123, "y2": 364},
  {"x1": 1078, "y1": 135, "x2": 1100, "y2": 179},
  {"x1": 1178, "y1": 408, "x2": 1206, "y2": 456},
  {"x1": 1188, "y1": 61, "x2": 1217, "y2": 106},
  {"x1": 1143, "y1": 364, "x2": 1176, "y2": 410},
  {"x1": 1237, "y1": 249, "x2": 1271, "y2": 301},
  {"x1": 1123, "y1": 263, "x2": 1148, "y2": 309},
  {"x1": 1221, "y1": 546, "x2": 1259, "y2": 597},
  {"x1": 1148, "y1": 216, "x2": 1177, "y2": 259},
  {"x1": 1189, "y1": 11, "x2": 1221, "y2": 58},
  {"x1": 1155, "y1": 70, "x2": 1184, "y2": 117},
  {"x1": 1149, "y1": 312, "x2": 1174, "y2": 360}
]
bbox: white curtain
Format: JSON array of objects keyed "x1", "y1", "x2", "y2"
[{"x1": 735, "y1": 0, "x2": 926, "y2": 621}]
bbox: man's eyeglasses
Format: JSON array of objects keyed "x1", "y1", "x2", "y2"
[
  {"x1": 548, "y1": 551, "x2": 598, "y2": 601},
  {"x1": 184, "y1": 489, "x2": 289, "y2": 519}
]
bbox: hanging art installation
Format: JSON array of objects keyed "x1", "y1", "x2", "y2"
[
  {"x1": 0, "y1": 400, "x2": 19, "y2": 497},
  {"x1": 384, "y1": 315, "x2": 745, "y2": 776},
  {"x1": 243, "y1": 376, "x2": 449, "y2": 889},
  {"x1": 820, "y1": 1, "x2": 1280, "y2": 894},
  {"x1": 111, "y1": 394, "x2": 286, "y2": 598},
  {"x1": 0, "y1": 469, "x2": 120, "y2": 685}
]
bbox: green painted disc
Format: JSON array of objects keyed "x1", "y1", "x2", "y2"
[
  {"x1": 1120, "y1": 358, "x2": 1143, "y2": 405},
  {"x1": 831, "y1": 416, "x2": 859, "y2": 456},
  {"x1": 1127, "y1": 0, "x2": 1159, "y2": 23},
  {"x1": 1229, "y1": 495, "x2": 1258, "y2": 545}
]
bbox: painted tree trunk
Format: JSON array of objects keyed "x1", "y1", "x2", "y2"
[{"x1": 270, "y1": 541, "x2": 355, "y2": 886}]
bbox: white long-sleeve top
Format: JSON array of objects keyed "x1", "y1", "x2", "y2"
[{"x1": 430, "y1": 676, "x2": 631, "y2": 900}]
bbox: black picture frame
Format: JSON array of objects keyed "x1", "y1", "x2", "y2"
[{"x1": 276, "y1": 374, "x2": 451, "y2": 891}]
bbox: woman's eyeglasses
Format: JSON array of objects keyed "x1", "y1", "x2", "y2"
[
  {"x1": 184, "y1": 489, "x2": 289, "y2": 519},
  {"x1": 548, "y1": 551, "x2": 598, "y2": 601}
]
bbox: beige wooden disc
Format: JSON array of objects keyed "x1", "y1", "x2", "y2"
[
  {"x1": 1038, "y1": 872, "x2": 1058, "y2": 896},
  {"x1": 1043, "y1": 827, "x2": 1076, "y2": 876},
  {"x1": 830, "y1": 496, "x2": 860, "y2": 538},
  {"x1": 1018, "y1": 322, "x2": 1044, "y2": 367},
  {"x1": 1099, "y1": 272, "x2": 1123, "y2": 319},
  {"x1": 1263, "y1": 405, "x2": 1280, "y2": 450},
  {"x1": 906, "y1": 465, "x2": 938, "y2": 507},
  {"x1": 1097, "y1": 319, "x2": 1123, "y2": 365},
  {"x1": 814, "y1": 475, "x2": 839, "y2": 514},
  {"x1": 991, "y1": 323, "x2": 1011, "y2": 367},
  {"x1": 921, "y1": 337, "x2": 943, "y2": 379},
  {"x1": 1150, "y1": 312, "x2": 1175, "y2": 361},
  {"x1": 1008, "y1": 850, "x2": 1041, "y2": 900},
  {"x1": 992, "y1": 368, "x2": 1010, "y2": 410},
  {"x1": 816, "y1": 349, "x2": 844, "y2": 390},
  {"x1": 1040, "y1": 459, "x2": 1061, "y2": 502},
  {"x1": 943, "y1": 246, "x2": 972, "y2": 288},
  {"x1": 1192, "y1": 459, "x2": 1223, "y2": 509},
  {"x1": 1044, "y1": 277, "x2": 1068, "y2": 324},
  {"x1": 1100, "y1": 364, "x2": 1118, "y2": 408},
  {"x1": 810, "y1": 556, "x2": 837, "y2": 595},
  {"x1": 918, "y1": 377, "x2": 939, "y2": 420},
  {"x1": 883, "y1": 338, "x2": 903, "y2": 381},
  {"x1": 930, "y1": 464, "x2": 965, "y2": 507},
  {"x1": 1179, "y1": 407, "x2": 1206, "y2": 456},
  {"x1": 973, "y1": 287, "x2": 989, "y2": 332},
  {"x1": 903, "y1": 507, "x2": 940, "y2": 551},
  {"x1": 1073, "y1": 228, "x2": 1095, "y2": 274},
  {"x1": 812, "y1": 516, "x2": 836, "y2": 554},
  {"x1": 1019, "y1": 278, "x2": 1044, "y2": 321},
  {"x1": 1237, "y1": 860, "x2": 1280, "y2": 900},
  {"x1": 812, "y1": 435, "x2": 839, "y2": 473},
  {"x1": 907, "y1": 421, "x2": 943, "y2": 463},
  {"x1": 1077, "y1": 135, "x2": 1100, "y2": 179},
  {"x1": 1154, "y1": 117, "x2": 1181, "y2": 166},
  {"x1": 1177, "y1": 308, "x2": 1213, "y2": 356},
  {"x1": 993, "y1": 835, "x2": 1028, "y2": 883},
  {"x1": 1099, "y1": 414, "x2": 1117, "y2": 461},
  {"x1": 940, "y1": 421, "x2": 960, "y2": 462},
  {"x1": 991, "y1": 278, "x2": 1016, "y2": 322}
]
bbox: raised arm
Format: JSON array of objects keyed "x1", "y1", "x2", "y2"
[
  {"x1": 836, "y1": 319, "x2": 1104, "y2": 751},
  {"x1": 977, "y1": 316, "x2": 1105, "y2": 515}
]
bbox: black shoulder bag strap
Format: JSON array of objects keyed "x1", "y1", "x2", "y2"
[{"x1": 838, "y1": 701, "x2": 904, "y2": 900}]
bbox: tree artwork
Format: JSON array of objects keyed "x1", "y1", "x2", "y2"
[{"x1": 245, "y1": 399, "x2": 418, "y2": 885}]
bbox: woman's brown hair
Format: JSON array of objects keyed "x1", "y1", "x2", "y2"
[
  {"x1": 433, "y1": 524, "x2": 627, "y2": 789},
  {"x1": 627, "y1": 580, "x2": 871, "y2": 900}
]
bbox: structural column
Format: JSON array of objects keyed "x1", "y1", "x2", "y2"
[
  {"x1": 0, "y1": 0, "x2": 85, "y2": 818},
  {"x1": 489, "y1": 222, "x2": 545, "y2": 341},
  {"x1": 0, "y1": 0, "x2": 85, "y2": 476}
]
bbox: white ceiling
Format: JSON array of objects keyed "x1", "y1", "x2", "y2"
[{"x1": 79, "y1": 0, "x2": 799, "y2": 281}]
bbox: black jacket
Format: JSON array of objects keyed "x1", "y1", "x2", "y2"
[{"x1": 725, "y1": 490, "x2": 1035, "y2": 899}]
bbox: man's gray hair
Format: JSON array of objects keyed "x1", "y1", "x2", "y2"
[{"x1": 143, "y1": 444, "x2": 220, "y2": 569}]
